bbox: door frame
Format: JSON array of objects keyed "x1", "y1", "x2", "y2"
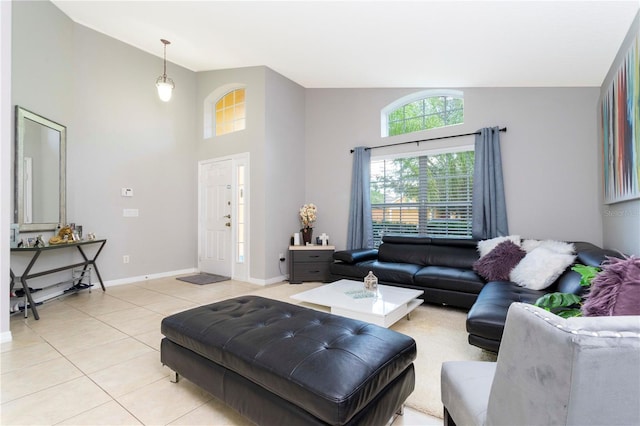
[{"x1": 197, "y1": 152, "x2": 250, "y2": 281}]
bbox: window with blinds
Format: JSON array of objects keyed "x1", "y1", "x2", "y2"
[{"x1": 370, "y1": 149, "x2": 474, "y2": 247}]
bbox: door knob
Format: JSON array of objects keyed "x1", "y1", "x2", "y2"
[
  {"x1": 223, "y1": 214, "x2": 231, "y2": 219},
  {"x1": 225, "y1": 222, "x2": 231, "y2": 227}
]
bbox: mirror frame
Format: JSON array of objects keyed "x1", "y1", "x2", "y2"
[{"x1": 15, "y1": 106, "x2": 66, "y2": 231}]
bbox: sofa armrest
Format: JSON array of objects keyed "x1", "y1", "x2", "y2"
[{"x1": 333, "y1": 248, "x2": 378, "y2": 264}]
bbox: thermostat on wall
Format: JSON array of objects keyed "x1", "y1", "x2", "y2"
[{"x1": 121, "y1": 188, "x2": 133, "y2": 197}]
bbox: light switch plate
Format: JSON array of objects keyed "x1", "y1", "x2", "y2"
[
  {"x1": 123, "y1": 208, "x2": 139, "y2": 217},
  {"x1": 121, "y1": 188, "x2": 133, "y2": 197}
]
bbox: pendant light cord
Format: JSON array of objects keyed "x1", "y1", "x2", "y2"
[{"x1": 160, "y1": 39, "x2": 171, "y2": 81}]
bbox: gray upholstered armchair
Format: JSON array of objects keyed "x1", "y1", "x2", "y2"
[{"x1": 441, "y1": 302, "x2": 640, "y2": 426}]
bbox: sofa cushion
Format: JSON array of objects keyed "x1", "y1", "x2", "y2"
[
  {"x1": 365, "y1": 261, "x2": 423, "y2": 284},
  {"x1": 554, "y1": 270, "x2": 584, "y2": 295},
  {"x1": 381, "y1": 235, "x2": 433, "y2": 244},
  {"x1": 424, "y1": 244, "x2": 479, "y2": 269},
  {"x1": 473, "y1": 241, "x2": 526, "y2": 281},
  {"x1": 575, "y1": 245, "x2": 622, "y2": 267},
  {"x1": 333, "y1": 248, "x2": 378, "y2": 264},
  {"x1": 377, "y1": 243, "x2": 431, "y2": 266},
  {"x1": 441, "y1": 361, "x2": 496, "y2": 426},
  {"x1": 378, "y1": 239, "x2": 479, "y2": 269},
  {"x1": 414, "y1": 266, "x2": 485, "y2": 294},
  {"x1": 466, "y1": 281, "x2": 547, "y2": 341},
  {"x1": 330, "y1": 259, "x2": 376, "y2": 280}
]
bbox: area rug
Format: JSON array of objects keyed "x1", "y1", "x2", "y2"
[
  {"x1": 251, "y1": 283, "x2": 497, "y2": 419},
  {"x1": 176, "y1": 273, "x2": 230, "y2": 285},
  {"x1": 390, "y1": 303, "x2": 497, "y2": 418}
]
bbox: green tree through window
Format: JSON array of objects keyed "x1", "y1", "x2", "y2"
[
  {"x1": 382, "y1": 90, "x2": 464, "y2": 137},
  {"x1": 371, "y1": 150, "x2": 474, "y2": 247}
]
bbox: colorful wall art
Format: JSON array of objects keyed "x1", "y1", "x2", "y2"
[{"x1": 602, "y1": 31, "x2": 640, "y2": 204}]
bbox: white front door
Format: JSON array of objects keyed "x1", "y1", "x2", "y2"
[{"x1": 199, "y1": 160, "x2": 232, "y2": 276}]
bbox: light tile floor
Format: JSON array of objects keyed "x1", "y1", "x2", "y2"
[{"x1": 2, "y1": 276, "x2": 441, "y2": 426}]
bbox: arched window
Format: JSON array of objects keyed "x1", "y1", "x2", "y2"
[
  {"x1": 215, "y1": 88, "x2": 245, "y2": 136},
  {"x1": 204, "y1": 84, "x2": 247, "y2": 139},
  {"x1": 381, "y1": 90, "x2": 463, "y2": 137}
]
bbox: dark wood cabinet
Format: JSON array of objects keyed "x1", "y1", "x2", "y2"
[{"x1": 289, "y1": 245, "x2": 335, "y2": 284}]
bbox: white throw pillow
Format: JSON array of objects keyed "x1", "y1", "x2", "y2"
[
  {"x1": 540, "y1": 240, "x2": 575, "y2": 255},
  {"x1": 510, "y1": 247, "x2": 576, "y2": 290},
  {"x1": 521, "y1": 239, "x2": 542, "y2": 252},
  {"x1": 521, "y1": 239, "x2": 575, "y2": 254},
  {"x1": 477, "y1": 235, "x2": 521, "y2": 258}
]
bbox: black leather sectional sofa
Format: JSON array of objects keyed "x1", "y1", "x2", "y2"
[
  {"x1": 331, "y1": 235, "x2": 483, "y2": 309},
  {"x1": 330, "y1": 235, "x2": 617, "y2": 352},
  {"x1": 465, "y1": 244, "x2": 616, "y2": 352}
]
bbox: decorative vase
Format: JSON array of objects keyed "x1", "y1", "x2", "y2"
[{"x1": 301, "y1": 228, "x2": 313, "y2": 245}]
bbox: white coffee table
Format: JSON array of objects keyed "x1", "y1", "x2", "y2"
[{"x1": 291, "y1": 279, "x2": 424, "y2": 328}]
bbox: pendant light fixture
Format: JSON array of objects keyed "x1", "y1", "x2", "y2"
[{"x1": 156, "y1": 39, "x2": 175, "y2": 102}]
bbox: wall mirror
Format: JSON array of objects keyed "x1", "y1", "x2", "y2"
[{"x1": 15, "y1": 106, "x2": 66, "y2": 231}]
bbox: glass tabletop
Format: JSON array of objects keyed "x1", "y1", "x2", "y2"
[{"x1": 10, "y1": 238, "x2": 106, "y2": 251}]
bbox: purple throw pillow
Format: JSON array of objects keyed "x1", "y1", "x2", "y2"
[
  {"x1": 582, "y1": 256, "x2": 640, "y2": 317},
  {"x1": 473, "y1": 240, "x2": 526, "y2": 282}
]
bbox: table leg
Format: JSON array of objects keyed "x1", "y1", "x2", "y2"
[
  {"x1": 20, "y1": 250, "x2": 42, "y2": 320},
  {"x1": 77, "y1": 242, "x2": 106, "y2": 291}
]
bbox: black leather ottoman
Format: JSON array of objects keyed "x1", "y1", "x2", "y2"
[{"x1": 161, "y1": 296, "x2": 417, "y2": 425}]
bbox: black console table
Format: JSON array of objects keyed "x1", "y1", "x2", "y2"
[{"x1": 10, "y1": 239, "x2": 107, "y2": 320}]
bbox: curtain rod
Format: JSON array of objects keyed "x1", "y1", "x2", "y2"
[{"x1": 350, "y1": 127, "x2": 507, "y2": 153}]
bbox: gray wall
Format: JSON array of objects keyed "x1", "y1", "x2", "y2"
[
  {"x1": 305, "y1": 87, "x2": 603, "y2": 250},
  {"x1": 11, "y1": 0, "x2": 198, "y2": 286},
  {"x1": 69, "y1": 25, "x2": 198, "y2": 279},
  {"x1": 195, "y1": 66, "x2": 306, "y2": 282},
  {"x1": 264, "y1": 67, "x2": 306, "y2": 279},
  {"x1": 600, "y1": 11, "x2": 640, "y2": 256},
  {"x1": 11, "y1": 0, "x2": 73, "y2": 127}
]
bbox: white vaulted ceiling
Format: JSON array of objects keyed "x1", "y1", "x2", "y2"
[{"x1": 52, "y1": 0, "x2": 639, "y2": 88}]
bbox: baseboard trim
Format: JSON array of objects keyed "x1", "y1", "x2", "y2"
[
  {"x1": 99, "y1": 268, "x2": 285, "y2": 288},
  {"x1": 104, "y1": 268, "x2": 198, "y2": 287},
  {"x1": 0, "y1": 330, "x2": 13, "y2": 343},
  {"x1": 247, "y1": 275, "x2": 287, "y2": 286}
]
